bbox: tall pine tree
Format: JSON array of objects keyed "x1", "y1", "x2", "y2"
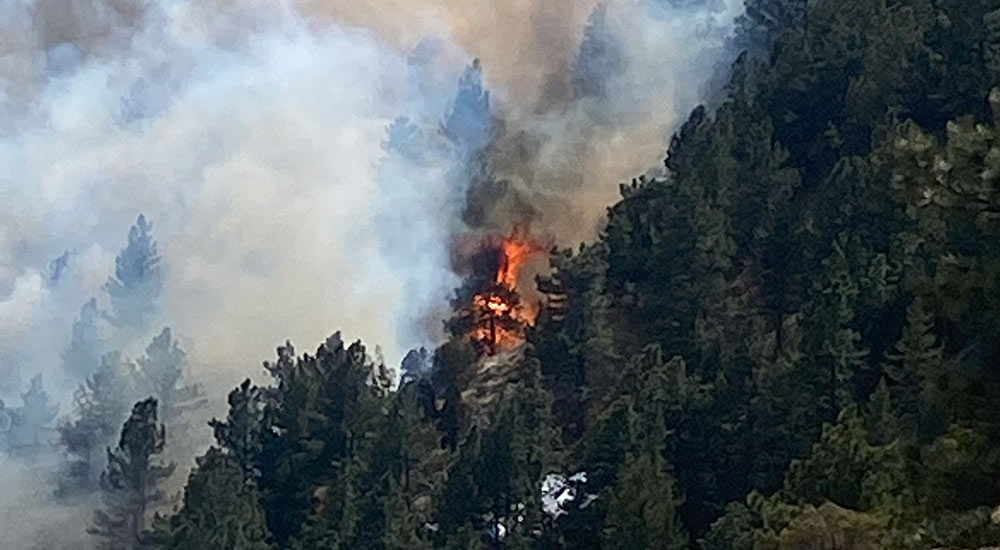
[
  {"x1": 154, "y1": 447, "x2": 272, "y2": 550},
  {"x1": 63, "y1": 297, "x2": 103, "y2": 379},
  {"x1": 90, "y1": 398, "x2": 175, "y2": 550},
  {"x1": 106, "y1": 214, "x2": 162, "y2": 331}
]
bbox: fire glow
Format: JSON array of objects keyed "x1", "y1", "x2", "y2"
[{"x1": 471, "y1": 226, "x2": 546, "y2": 355}]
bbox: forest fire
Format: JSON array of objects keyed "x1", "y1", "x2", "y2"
[{"x1": 465, "y1": 226, "x2": 547, "y2": 355}]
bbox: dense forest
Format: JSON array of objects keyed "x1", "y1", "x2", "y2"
[{"x1": 11, "y1": 0, "x2": 1000, "y2": 548}]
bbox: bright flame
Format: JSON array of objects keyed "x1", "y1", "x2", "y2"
[
  {"x1": 497, "y1": 226, "x2": 544, "y2": 288},
  {"x1": 470, "y1": 225, "x2": 547, "y2": 354}
]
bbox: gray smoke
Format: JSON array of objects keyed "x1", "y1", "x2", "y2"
[{"x1": 0, "y1": 0, "x2": 742, "y2": 546}]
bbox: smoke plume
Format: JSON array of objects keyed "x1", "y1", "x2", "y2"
[
  {"x1": 2, "y1": 0, "x2": 741, "y2": 383},
  {"x1": 0, "y1": 0, "x2": 741, "y2": 541}
]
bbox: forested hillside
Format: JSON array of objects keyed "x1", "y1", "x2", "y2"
[{"x1": 84, "y1": 0, "x2": 1000, "y2": 548}]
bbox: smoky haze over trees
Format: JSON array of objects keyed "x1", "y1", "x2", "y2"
[
  {"x1": 4, "y1": 0, "x2": 1000, "y2": 549},
  {"x1": 105, "y1": 215, "x2": 162, "y2": 334}
]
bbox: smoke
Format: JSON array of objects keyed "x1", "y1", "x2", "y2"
[
  {"x1": 0, "y1": 0, "x2": 741, "y2": 542},
  {"x1": 0, "y1": 453, "x2": 94, "y2": 550},
  {"x1": 466, "y1": 0, "x2": 745, "y2": 245},
  {"x1": 0, "y1": 0, "x2": 741, "y2": 386},
  {"x1": 1, "y1": 0, "x2": 427, "y2": 387}
]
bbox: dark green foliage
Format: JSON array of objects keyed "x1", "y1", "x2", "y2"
[
  {"x1": 782, "y1": 406, "x2": 909, "y2": 511},
  {"x1": 145, "y1": 2, "x2": 1000, "y2": 548},
  {"x1": 90, "y1": 398, "x2": 175, "y2": 550},
  {"x1": 777, "y1": 503, "x2": 888, "y2": 550},
  {"x1": 250, "y1": 334, "x2": 391, "y2": 547},
  {"x1": 433, "y1": 357, "x2": 562, "y2": 547},
  {"x1": 602, "y1": 450, "x2": 687, "y2": 550},
  {"x1": 883, "y1": 296, "x2": 946, "y2": 439},
  {"x1": 154, "y1": 448, "x2": 271, "y2": 550},
  {"x1": 61, "y1": 352, "x2": 137, "y2": 492},
  {"x1": 209, "y1": 378, "x2": 267, "y2": 480}
]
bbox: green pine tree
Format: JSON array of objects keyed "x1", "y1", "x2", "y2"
[
  {"x1": 60, "y1": 352, "x2": 137, "y2": 493},
  {"x1": 602, "y1": 450, "x2": 687, "y2": 550},
  {"x1": 89, "y1": 398, "x2": 175, "y2": 550},
  {"x1": 154, "y1": 448, "x2": 272, "y2": 550},
  {"x1": 884, "y1": 296, "x2": 945, "y2": 438}
]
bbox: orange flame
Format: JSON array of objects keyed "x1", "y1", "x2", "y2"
[
  {"x1": 471, "y1": 225, "x2": 547, "y2": 354},
  {"x1": 497, "y1": 226, "x2": 544, "y2": 288}
]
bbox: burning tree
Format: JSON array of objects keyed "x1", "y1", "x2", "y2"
[{"x1": 448, "y1": 226, "x2": 546, "y2": 355}]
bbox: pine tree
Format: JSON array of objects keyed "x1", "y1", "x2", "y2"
[
  {"x1": 441, "y1": 59, "x2": 491, "y2": 155},
  {"x1": 401, "y1": 347, "x2": 433, "y2": 384},
  {"x1": 210, "y1": 379, "x2": 268, "y2": 480},
  {"x1": 49, "y1": 249, "x2": 72, "y2": 283},
  {"x1": 573, "y1": 3, "x2": 625, "y2": 101},
  {"x1": 60, "y1": 352, "x2": 137, "y2": 492},
  {"x1": 383, "y1": 476, "x2": 433, "y2": 550},
  {"x1": 814, "y1": 234, "x2": 869, "y2": 418},
  {"x1": 256, "y1": 334, "x2": 385, "y2": 546},
  {"x1": 748, "y1": 313, "x2": 825, "y2": 493},
  {"x1": 90, "y1": 398, "x2": 176, "y2": 550},
  {"x1": 602, "y1": 450, "x2": 687, "y2": 550},
  {"x1": 865, "y1": 378, "x2": 900, "y2": 446},
  {"x1": 8, "y1": 374, "x2": 58, "y2": 451},
  {"x1": 435, "y1": 426, "x2": 482, "y2": 539},
  {"x1": 432, "y1": 339, "x2": 475, "y2": 451},
  {"x1": 783, "y1": 405, "x2": 910, "y2": 514},
  {"x1": 383, "y1": 116, "x2": 426, "y2": 162},
  {"x1": 884, "y1": 296, "x2": 944, "y2": 438},
  {"x1": 105, "y1": 214, "x2": 162, "y2": 331},
  {"x1": 137, "y1": 328, "x2": 205, "y2": 423},
  {"x1": 154, "y1": 448, "x2": 272, "y2": 550},
  {"x1": 373, "y1": 382, "x2": 440, "y2": 550},
  {"x1": 63, "y1": 298, "x2": 103, "y2": 378},
  {"x1": 465, "y1": 358, "x2": 564, "y2": 545},
  {"x1": 699, "y1": 500, "x2": 759, "y2": 550}
]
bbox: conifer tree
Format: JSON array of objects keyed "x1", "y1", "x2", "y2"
[
  {"x1": 137, "y1": 328, "x2": 205, "y2": 424},
  {"x1": 814, "y1": 234, "x2": 869, "y2": 418},
  {"x1": 256, "y1": 334, "x2": 385, "y2": 546},
  {"x1": 783, "y1": 405, "x2": 911, "y2": 514},
  {"x1": 884, "y1": 296, "x2": 944, "y2": 437},
  {"x1": 105, "y1": 214, "x2": 162, "y2": 331},
  {"x1": 63, "y1": 297, "x2": 103, "y2": 378},
  {"x1": 382, "y1": 476, "x2": 433, "y2": 550},
  {"x1": 384, "y1": 116, "x2": 426, "y2": 162},
  {"x1": 155, "y1": 448, "x2": 271, "y2": 550},
  {"x1": 602, "y1": 450, "x2": 687, "y2": 550},
  {"x1": 573, "y1": 3, "x2": 625, "y2": 101},
  {"x1": 441, "y1": 59, "x2": 491, "y2": 155},
  {"x1": 9, "y1": 374, "x2": 58, "y2": 450},
  {"x1": 90, "y1": 398, "x2": 175, "y2": 550},
  {"x1": 865, "y1": 378, "x2": 900, "y2": 446},
  {"x1": 210, "y1": 378, "x2": 268, "y2": 480},
  {"x1": 435, "y1": 426, "x2": 483, "y2": 538},
  {"x1": 61, "y1": 352, "x2": 137, "y2": 492}
]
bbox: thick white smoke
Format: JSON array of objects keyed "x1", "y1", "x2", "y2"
[
  {"x1": 0, "y1": 0, "x2": 744, "y2": 546},
  {"x1": 1, "y1": 0, "x2": 743, "y2": 390},
  {"x1": 0, "y1": 0, "x2": 464, "y2": 392}
]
